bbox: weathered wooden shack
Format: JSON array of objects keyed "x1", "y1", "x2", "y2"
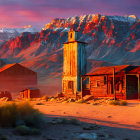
[
  {"x1": 20, "y1": 87, "x2": 40, "y2": 99},
  {"x1": 0, "y1": 63, "x2": 37, "y2": 91},
  {"x1": 62, "y1": 30, "x2": 87, "y2": 97},
  {"x1": 0, "y1": 91, "x2": 12, "y2": 101},
  {"x1": 81, "y1": 65, "x2": 140, "y2": 100},
  {"x1": 62, "y1": 31, "x2": 140, "y2": 100}
]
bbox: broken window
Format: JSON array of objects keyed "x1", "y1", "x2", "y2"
[
  {"x1": 70, "y1": 33, "x2": 72, "y2": 39},
  {"x1": 68, "y1": 81, "x2": 74, "y2": 89},
  {"x1": 104, "y1": 76, "x2": 107, "y2": 84},
  {"x1": 96, "y1": 80, "x2": 100, "y2": 87}
]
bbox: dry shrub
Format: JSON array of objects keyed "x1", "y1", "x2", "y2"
[
  {"x1": 36, "y1": 102, "x2": 44, "y2": 105},
  {"x1": 50, "y1": 98, "x2": 55, "y2": 102},
  {"x1": 108, "y1": 100, "x2": 120, "y2": 105},
  {"x1": 15, "y1": 125, "x2": 31, "y2": 135},
  {"x1": 120, "y1": 100, "x2": 128, "y2": 106},
  {"x1": 0, "y1": 135, "x2": 7, "y2": 140},
  {"x1": 41, "y1": 95, "x2": 48, "y2": 101},
  {"x1": 52, "y1": 117, "x2": 81, "y2": 125},
  {"x1": 76, "y1": 99, "x2": 85, "y2": 104},
  {"x1": 16, "y1": 102, "x2": 43, "y2": 127},
  {"x1": 108, "y1": 100, "x2": 128, "y2": 106},
  {"x1": 14, "y1": 125, "x2": 41, "y2": 136},
  {"x1": 0, "y1": 102, "x2": 18, "y2": 127},
  {"x1": 0, "y1": 102, "x2": 43, "y2": 127}
]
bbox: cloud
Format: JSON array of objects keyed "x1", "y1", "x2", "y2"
[{"x1": 0, "y1": 0, "x2": 139, "y2": 28}]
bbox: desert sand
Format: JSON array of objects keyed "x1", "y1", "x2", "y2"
[
  {"x1": 1, "y1": 99, "x2": 140, "y2": 140},
  {"x1": 34, "y1": 100, "x2": 140, "y2": 140}
]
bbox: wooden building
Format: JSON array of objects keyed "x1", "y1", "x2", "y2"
[
  {"x1": 0, "y1": 63, "x2": 37, "y2": 91},
  {"x1": 81, "y1": 65, "x2": 140, "y2": 100},
  {"x1": 0, "y1": 91, "x2": 12, "y2": 101},
  {"x1": 20, "y1": 87, "x2": 40, "y2": 99},
  {"x1": 62, "y1": 31, "x2": 140, "y2": 100},
  {"x1": 62, "y1": 30, "x2": 87, "y2": 97}
]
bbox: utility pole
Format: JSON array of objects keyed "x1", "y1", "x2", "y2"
[{"x1": 113, "y1": 67, "x2": 116, "y2": 100}]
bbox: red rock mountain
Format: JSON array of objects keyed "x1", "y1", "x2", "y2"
[{"x1": 0, "y1": 14, "x2": 140, "y2": 94}]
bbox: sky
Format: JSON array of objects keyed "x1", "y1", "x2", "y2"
[{"x1": 0, "y1": 0, "x2": 140, "y2": 29}]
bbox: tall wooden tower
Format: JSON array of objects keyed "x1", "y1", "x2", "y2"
[{"x1": 62, "y1": 31, "x2": 87, "y2": 97}]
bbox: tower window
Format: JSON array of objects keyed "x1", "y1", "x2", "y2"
[
  {"x1": 68, "y1": 81, "x2": 74, "y2": 89},
  {"x1": 70, "y1": 33, "x2": 72, "y2": 39}
]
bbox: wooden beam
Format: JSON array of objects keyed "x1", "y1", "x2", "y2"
[
  {"x1": 138, "y1": 74, "x2": 140, "y2": 100},
  {"x1": 107, "y1": 75, "x2": 108, "y2": 95},
  {"x1": 125, "y1": 74, "x2": 127, "y2": 100},
  {"x1": 88, "y1": 76, "x2": 91, "y2": 95},
  {"x1": 81, "y1": 76, "x2": 83, "y2": 99},
  {"x1": 113, "y1": 67, "x2": 116, "y2": 100}
]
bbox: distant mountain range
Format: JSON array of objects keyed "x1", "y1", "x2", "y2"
[
  {"x1": 0, "y1": 14, "x2": 140, "y2": 94},
  {"x1": 0, "y1": 27, "x2": 40, "y2": 43}
]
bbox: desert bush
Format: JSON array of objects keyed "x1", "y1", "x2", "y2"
[
  {"x1": 50, "y1": 97, "x2": 55, "y2": 102},
  {"x1": 120, "y1": 100, "x2": 128, "y2": 106},
  {"x1": 15, "y1": 125, "x2": 41, "y2": 136},
  {"x1": 41, "y1": 95, "x2": 48, "y2": 101},
  {"x1": 69, "y1": 118, "x2": 81, "y2": 125},
  {"x1": 108, "y1": 100, "x2": 120, "y2": 105},
  {"x1": 15, "y1": 125, "x2": 31, "y2": 135},
  {"x1": 17, "y1": 102, "x2": 43, "y2": 127},
  {"x1": 108, "y1": 100, "x2": 128, "y2": 106},
  {"x1": 62, "y1": 101, "x2": 68, "y2": 104},
  {"x1": 0, "y1": 135, "x2": 7, "y2": 140},
  {"x1": 0, "y1": 102, "x2": 43, "y2": 127},
  {"x1": 52, "y1": 117, "x2": 80, "y2": 125},
  {"x1": 36, "y1": 102, "x2": 44, "y2": 105},
  {"x1": 76, "y1": 99, "x2": 85, "y2": 104},
  {"x1": 0, "y1": 102, "x2": 18, "y2": 127},
  {"x1": 31, "y1": 128, "x2": 41, "y2": 135}
]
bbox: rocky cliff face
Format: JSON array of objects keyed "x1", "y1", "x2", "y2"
[{"x1": 0, "y1": 14, "x2": 140, "y2": 94}]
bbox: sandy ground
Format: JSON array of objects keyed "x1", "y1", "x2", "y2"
[
  {"x1": 1, "y1": 100, "x2": 140, "y2": 140},
  {"x1": 34, "y1": 100, "x2": 140, "y2": 140}
]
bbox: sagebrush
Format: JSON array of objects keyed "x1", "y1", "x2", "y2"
[{"x1": 0, "y1": 102, "x2": 43, "y2": 127}]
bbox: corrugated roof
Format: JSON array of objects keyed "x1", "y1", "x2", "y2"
[
  {"x1": 86, "y1": 65, "x2": 130, "y2": 75},
  {"x1": 0, "y1": 63, "x2": 16, "y2": 73}
]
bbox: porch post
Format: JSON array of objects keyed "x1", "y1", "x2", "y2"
[
  {"x1": 113, "y1": 67, "x2": 116, "y2": 100},
  {"x1": 81, "y1": 76, "x2": 83, "y2": 99},
  {"x1": 138, "y1": 74, "x2": 140, "y2": 100}
]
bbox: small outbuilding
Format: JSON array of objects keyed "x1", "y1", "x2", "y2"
[
  {"x1": 0, "y1": 91, "x2": 12, "y2": 101},
  {"x1": 81, "y1": 65, "x2": 140, "y2": 100},
  {"x1": 20, "y1": 87, "x2": 40, "y2": 99}
]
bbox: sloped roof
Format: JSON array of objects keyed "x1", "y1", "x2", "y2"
[
  {"x1": 0, "y1": 63, "x2": 16, "y2": 73},
  {"x1": 127, "y1": 66, "x2": 140, "y2": 74},
  {"x1": 85, "y1": 65, "x2": 130, "y2": 75},
  {"x1": 0, "y1": 63, "x2": 36, "y2": 73}
]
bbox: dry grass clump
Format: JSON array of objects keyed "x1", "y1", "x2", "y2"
[
  {"x1": 0, "y1": 102, "x2": 43, "y2": 127},
  {"x1": 120, "y1": 100, "x2": 128, "y2": 106},
  {"x1": 50, "y1": 97, "x2": 55, "y2": 102},
  {"x1": 51, "y1": 117, "x2": 81, "y2": 125},
  {"x1": 14, "y1": 125, "x2": 40, "y2": 136},
  {"x1": 0, "y1": 134, "x2": 7, "y2": 140},
  {"x1": 108, "y1": 100, "x2": 120, "y2": 105},
  {"x1": 36, "y1": 102, "x2": 44, "y2": 105},
  {"x1": 41, "y1": 95, "x2": 48, "y2": 101},
  {"x1": 76, "y1": 99, "x2": 85, "y2": 104},
  {"x1": 108, "y1": 100, "x2": 128, "y2": 106}
]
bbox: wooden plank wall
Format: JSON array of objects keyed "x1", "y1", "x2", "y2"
[{"x1": 90, "y1": 76, "x2": 107, "y2": 96}]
